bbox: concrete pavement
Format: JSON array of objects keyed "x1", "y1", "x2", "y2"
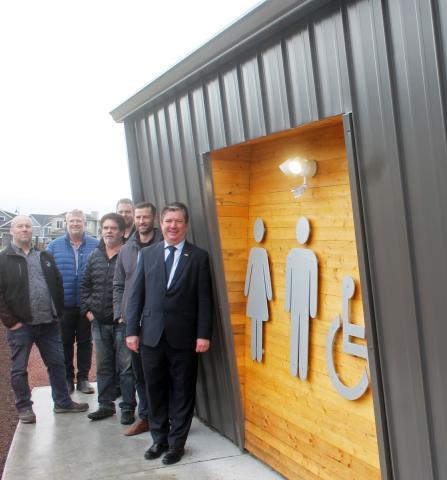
[{"x1": 2, "y1": 385, "x2": 283, "y2": 479}]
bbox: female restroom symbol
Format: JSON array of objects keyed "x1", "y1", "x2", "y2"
[{"x1": 244, "y1": 218, "x2": 272, "y2": 362}]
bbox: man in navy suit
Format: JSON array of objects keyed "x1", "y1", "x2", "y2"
[{"x1": 126, "y1": 202, "x2": 213, "y2": 465}]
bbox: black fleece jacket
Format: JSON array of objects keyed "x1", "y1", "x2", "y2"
[
  {"x1": 0, "y1": 244, "x2": 64, "y2": 328},
  {"x1": 80, "y1": 242, "x2": 119, "y2": 324}
]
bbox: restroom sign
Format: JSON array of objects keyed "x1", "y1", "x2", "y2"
[{"x1": 244, "y1": 217, "x2": 370, "y2": 401}]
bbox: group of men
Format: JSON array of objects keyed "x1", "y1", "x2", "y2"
[{"x1": 0, "y1": 199, "x2": 213, "y2": 465}]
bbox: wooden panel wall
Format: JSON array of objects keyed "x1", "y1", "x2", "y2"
[{"x1": 211, "y1": 116, "x2": 380, "y2": 479}]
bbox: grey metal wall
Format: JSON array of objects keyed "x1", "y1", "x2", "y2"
[{"x1": 116, "y1": 0, "x2": 447, "y2": 478}]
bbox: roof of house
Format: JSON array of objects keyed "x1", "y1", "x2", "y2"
[
  {"x1": 29, "y1": 214, "x2": 54, "y2": 226},
  {"x1": 0, "y1": 209, "x2": 16, "y2": 218},
  {"x1": 0, "y1": 210, "x2": 17, "y2": 228}
]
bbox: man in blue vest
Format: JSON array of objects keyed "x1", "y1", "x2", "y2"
[{"x1": 47, "y1": 209, "x2": 98, "y2": 394}]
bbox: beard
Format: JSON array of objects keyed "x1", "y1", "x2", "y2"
[
  {"x1": 103, "y1": 237, "x2": 121, "y2": 247},
  {"x1": 138, "y1": 225, "x2": 153, "y2": 235}
]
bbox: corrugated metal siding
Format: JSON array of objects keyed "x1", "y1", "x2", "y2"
[
  {"x1": 285, "y1": 27, "x2": 319, "y2": 124},
  {"x1": 385, "y1": 0, "x2": 447, "y2": 477},
  {"x1": 260, "y1": 43, "x2": 290, "y2": 132},
  {"x1": 240, "y1": 56, "x2": 266, "y2": 139},
  {"x1": 121, "y1": 0, "x2": 447, "y2": 477},
  {"x1": 205, "y1": 77, "x2": 226, "y2": 150}
]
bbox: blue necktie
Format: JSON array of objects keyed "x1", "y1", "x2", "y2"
[{"x1": 165, "y1": 246, "x2": 177, "y2": 283}]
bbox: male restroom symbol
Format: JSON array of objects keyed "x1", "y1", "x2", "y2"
[
  {"x1": 244, "y1": 218, "x2": 272, "y2": 362},
  {"x1": 285, "y1": 217, "x2": 318, "y2": 380}
]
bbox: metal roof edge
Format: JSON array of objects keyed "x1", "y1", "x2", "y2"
[{"x1": 110, "y1": 0, "x2": 327, "y2": 123}]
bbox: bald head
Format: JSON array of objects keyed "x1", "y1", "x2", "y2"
[
  {"x1": 10, "y1": 215, "x2": 33, "y2": 249},
  {"x1": 10, "y1": 215, "x2": 32, "y2": 228}
]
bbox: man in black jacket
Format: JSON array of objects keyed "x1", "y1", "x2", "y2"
[
  {"x1": 81, "y1": 213, "x2": 136, "y2": 424},
  {"x1": 0, "y1": 216, "x2": 88, "y2": 423},
  {"x1": 126, "y1": 202, "x2": 213, "y2": 465}
]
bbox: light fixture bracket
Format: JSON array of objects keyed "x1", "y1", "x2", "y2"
[{"x1": 279, "y1": 157, "x2": 317, "y2": 198}]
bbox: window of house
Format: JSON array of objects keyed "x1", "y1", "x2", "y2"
[{"x1": 56, "y1": 221, "x2": 64, "y2": 229}]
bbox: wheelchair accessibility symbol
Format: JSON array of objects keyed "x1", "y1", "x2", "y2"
[{"x1": 326, "y1": 276, "x2": 369, "y2": 400}]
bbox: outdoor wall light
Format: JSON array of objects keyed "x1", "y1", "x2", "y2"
[{"x1": 279, "y1": 157, "x2": 317, "y2": 198}]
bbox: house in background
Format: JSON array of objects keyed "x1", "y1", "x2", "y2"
[
  {"x1": 0, "y1": 210, "x2": 100, "y2": 249},
  {"x1": 29, "y1": 214, "x2": 53, "y2": 245},
  {"x1": 0, "y1": 210, "x2": 17, "y2": 249}
]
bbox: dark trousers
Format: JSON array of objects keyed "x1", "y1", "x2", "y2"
[
  {"x1": 132, "y1": 350, "x2": 149, "y2": 420},
  {"x1": 60, "y1": 308, "x2": 92, "y2": 382},
  {"x1": 92, "y1": 321, "x2": 136, "y2": 412},
  {"x1": 140, "y1": 337, "x2": 198, "y2": 448},
  {"x1": 7, "y1": 322, "x2": 72, "y2": 412}
]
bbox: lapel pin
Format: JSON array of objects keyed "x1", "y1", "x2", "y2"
[{"x1": 184, "y1": 253, "x2": 189, "y2": 257}]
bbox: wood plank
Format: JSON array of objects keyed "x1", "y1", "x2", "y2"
[{"x1": 246, "y1": 404, "x2": 380, "y2": 479}]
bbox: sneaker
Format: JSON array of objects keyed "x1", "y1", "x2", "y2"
[
  {"x1": 18, "y1": 408, "x2": 36, "y2": 424},
  {"x1": 54, "y1": 401, "x2": 89, "y2": 413},
  {"x1": 87, "y1": 407, "x2": 116, "y2": 421},
  {"x1": 120, "y1": 410, "x2": 135, "y2": 425},
  {"x1": 76, "y1": 380, "x2": 95, "y2": 394}
]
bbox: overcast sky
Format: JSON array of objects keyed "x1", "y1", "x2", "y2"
[{"x1": 0, "y1": 0, "x2": 260, "y2": 216}]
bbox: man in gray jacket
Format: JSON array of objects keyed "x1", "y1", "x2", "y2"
[
  {"x1": 113, "y1": 202, "x2": 162, "y2": 436},
  {"x1": 0, "y1": 216, "x2": 88, "y2": 423}
]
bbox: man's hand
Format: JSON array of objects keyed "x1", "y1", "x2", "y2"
[
  {"x1": 126, "y1": 335, "x2": 139, "y2": 352},
  {"x1": 86, "y1": 311, "x2": 94, "y2": 322},
  {"x1": 196, "y1": 338, "x2": 210, "y2": 353},
  {"x1": 9, "y1": 322, "x2": 23, "y2": 331}
]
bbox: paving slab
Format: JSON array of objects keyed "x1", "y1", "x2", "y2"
[{"x1": 2, "y1": 385, "x2": 283, "y2": 480}]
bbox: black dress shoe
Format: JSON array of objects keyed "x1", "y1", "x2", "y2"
[
  {"x1": 144, "y1": 443, "x2": 169, "y2": 460},
  {"x1": 87, "y1": 407, "x2": 115, "y2": 421},
  {"x1": 162, "y1": 447, "x2": 185, "y2": 465}
]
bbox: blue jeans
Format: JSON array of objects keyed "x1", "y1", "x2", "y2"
[
  {"x1": 92, "y1": 321, "x2": 136, "y2": 412},
  {"x1": 7, "y1": 322, "x2": 72, "y2": 412}
]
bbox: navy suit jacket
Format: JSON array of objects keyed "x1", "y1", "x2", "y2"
[{"x1": 126, "y1": 240, "x2": 213, "y2": 349}]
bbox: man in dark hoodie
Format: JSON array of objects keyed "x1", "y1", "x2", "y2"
[
  {"x1": 113, "y1": 201, "x2": 162, "y2": 436},
  {"x1": 80, "y1": 213, "x2": 136, "y2": 424}
]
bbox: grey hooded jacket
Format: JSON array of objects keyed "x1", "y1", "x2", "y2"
[{"x1": 112, "y1": 228, "x2": 162, "y2": 322}]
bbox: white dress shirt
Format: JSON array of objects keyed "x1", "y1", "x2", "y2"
[{"x1": 164, "y1": 239, "x2": 185, "y2": 288}]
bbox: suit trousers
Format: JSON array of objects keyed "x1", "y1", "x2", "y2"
[
  {"x1": 140, "y1": 336, "x2": 198, "y2": 448},
  {"x1": 131, "y1": 350, "x2": 149, "y2": 420}
]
